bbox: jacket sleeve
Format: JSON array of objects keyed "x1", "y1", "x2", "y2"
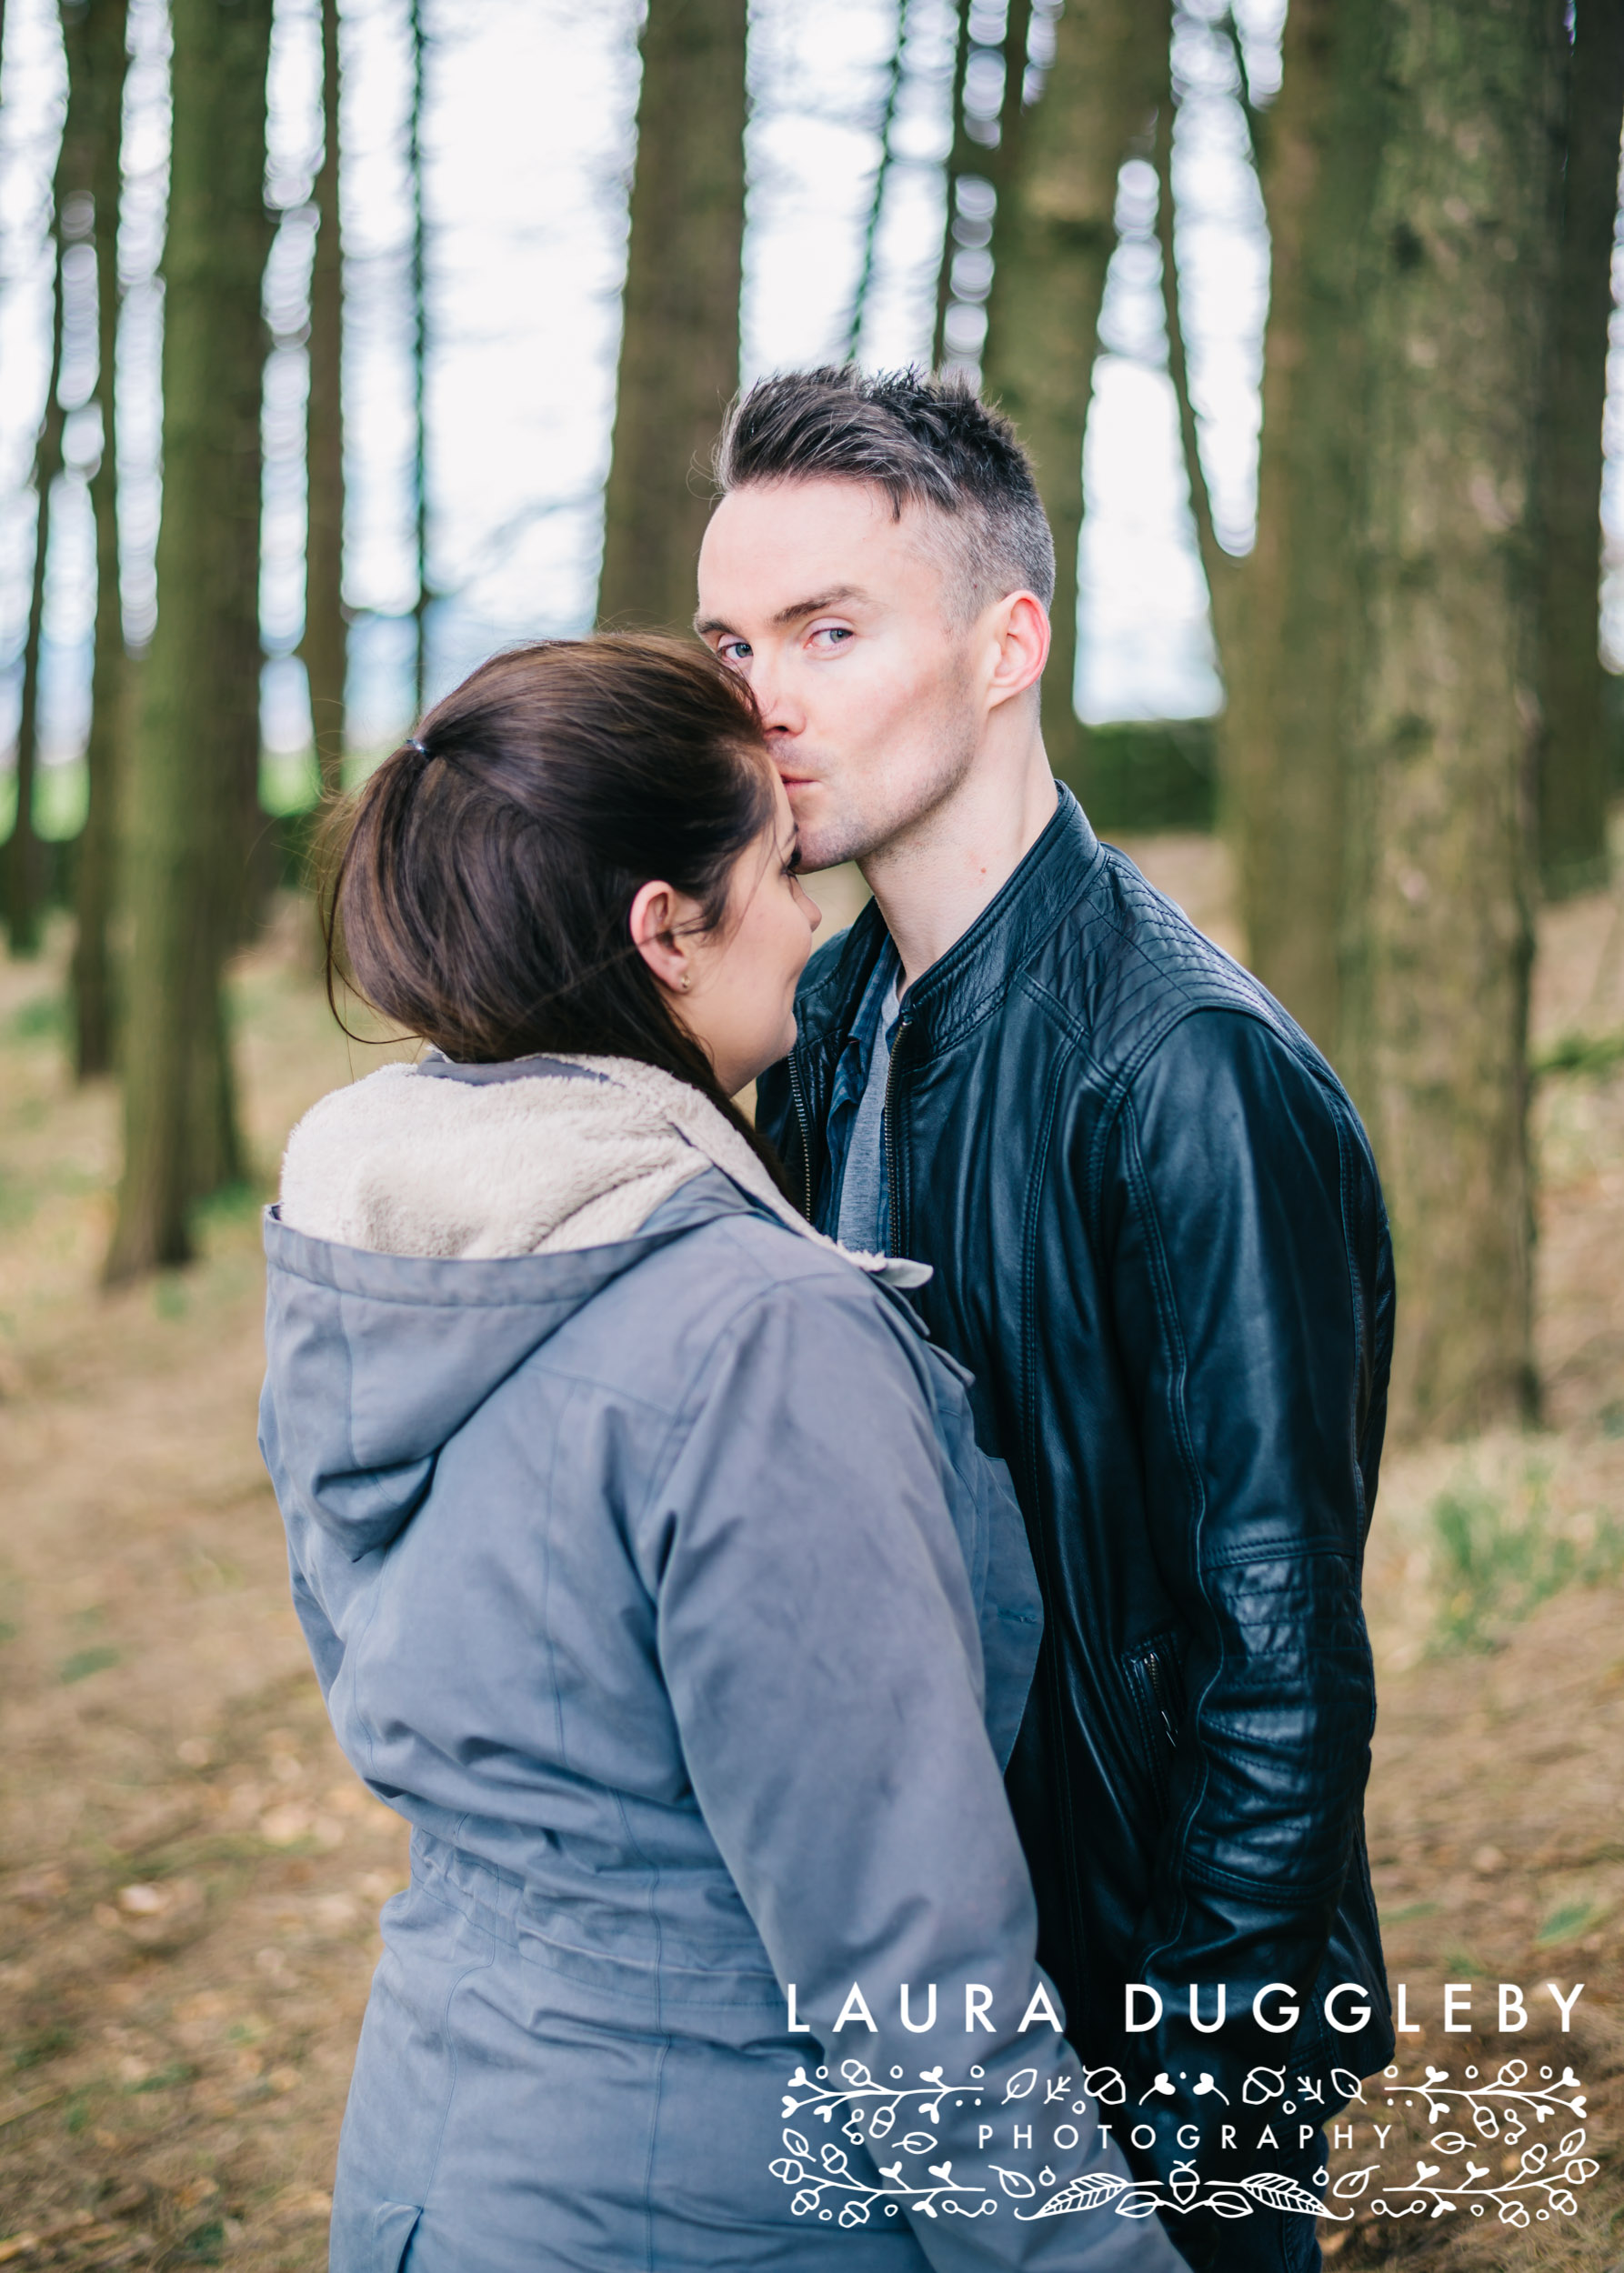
[
  {"x1": 1100, "y1": 1008, "x2": 1385, "y2": 2176},
  {"x1": 641, "y1": 1263, "x2": 1182, "y2": 2272}
]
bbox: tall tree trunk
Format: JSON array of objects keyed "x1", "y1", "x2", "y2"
[
  {"x1": 5, "y1": 235, "x2": 65, "y2": 957},
  {"x1": 106, "y1": 0, "x2": 273, "y2": 1278},
  {"x1": 407, "y1": 0, "x2": 427, "y2": 713},
  {"x1": 598, "y1": 0, "x2": 747, "y2": 631},
  {"x1": 303, "y1": 0, "x2": 346, "y2": 795},
  {"x1": 1537, "y1": 0, "x2": 1624, "y2": 898},
  {"x1": 1208, "y1": 0, "x2": 1386, "y2": 1052},
  {"x1": 1340, "y1": 0, "x2": 1566, "y2": 1437},
  {"x1": 936, "y1": 0, "x2": 1032, "y2": 374},
  {"x1": 65, "y1": 0, "x2": 133, "y2": 1076},
  {"x1": 981, "y1": 0, "x2": 1168, "y2": 785},
  {"x1": 845, "y1": 7, "x2": 905, "y2": 362},
  {"x1": 932, "y1": 0, "x2": 975, "y2": 366}
]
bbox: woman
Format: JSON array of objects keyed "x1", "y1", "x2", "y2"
[{"x1": 260, "y1": 638, "x2": 1174, "y2": 2271}]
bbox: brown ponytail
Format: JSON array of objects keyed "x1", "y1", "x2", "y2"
[{"x1": 321, "y1": 635, "x2": 787, "y2": 1187}]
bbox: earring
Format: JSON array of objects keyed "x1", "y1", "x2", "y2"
[{"x1": 680, "y1": 974, "x2": 691, "y2": 990}]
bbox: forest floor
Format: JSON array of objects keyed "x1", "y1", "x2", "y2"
[{"x1": 0, "y1": 838, "x2": 1620, "y2": 2271}]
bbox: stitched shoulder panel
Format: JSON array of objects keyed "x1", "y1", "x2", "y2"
[{"x1": 1031, "y1": 845, "x2": 1299, "y2": 1088}]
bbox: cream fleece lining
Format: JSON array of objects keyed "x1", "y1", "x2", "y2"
[{"x1": 277, "y1": 1053, "x2": 928, "y2": 1287}]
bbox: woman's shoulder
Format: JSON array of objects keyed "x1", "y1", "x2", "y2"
[
  {"x1": 636, "y1": 1175, "x2": 915, "y2": 1328},
  {"x1": 588, "y1": 1176, "x2": 931, "y2": 1404}
]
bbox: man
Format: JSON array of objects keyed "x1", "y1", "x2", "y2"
[{"x1": 696, "y1": 367, "x2": 1394, "y2": 2273}]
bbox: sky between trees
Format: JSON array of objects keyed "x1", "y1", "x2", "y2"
[{"x1": 6, "y1": 0, "x2": 1615, "y2": 809}]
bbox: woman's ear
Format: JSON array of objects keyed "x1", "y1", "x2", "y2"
[{"x1": 629, "y1": 880, "x2": 696, "y2": 996}]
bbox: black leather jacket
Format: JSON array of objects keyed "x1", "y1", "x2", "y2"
[{"x1": 757, "y1": 789, "x2": 1394, "y2": 2251}]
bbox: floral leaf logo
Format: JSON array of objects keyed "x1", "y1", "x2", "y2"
[
  {"x1": 1016, "y1": 2170, "x2": 1130, "y2": 2219},
  {"x1": 1242, "y1": 2174, "x2": 1329, "y2": 2217}
]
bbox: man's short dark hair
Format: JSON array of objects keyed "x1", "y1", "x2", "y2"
[{"x1": 713, "y1": 366, "x2": 1056, "y2": 616}]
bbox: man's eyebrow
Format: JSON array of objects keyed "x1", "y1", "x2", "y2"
[
  {"x1": 771, "y1": 585, "x2": 866, "y2": 626},
  {"x1": 693, "y1": 587, "x2": 869, "y2": 639}
]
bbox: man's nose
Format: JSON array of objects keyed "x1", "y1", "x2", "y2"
[{"x1": 750, "y1": 650, "x2": 802, "y2": 738}]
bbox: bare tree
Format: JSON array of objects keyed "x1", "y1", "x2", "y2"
[
  {"x1": 407, "y1": 0, "x2": 427, "y2": 710},
  {"x1": 598, "y1": 0, "x2": 747, "y2": 631},
  {"x1": 1537, "y1": 0, "x2": 1624, "y2": 897},
  {"x1": 983, "y1": 0, "x2": 1168, "y2": 783},
  {"x1": 106, "y1": 0, "x2": 273, "y2": 1277},
  {"x1": 65, "y1": 0, "x2": 133, "y2": 1076},
  {"x1": 302, "y1": 0, "x2": 346, "y2": 795},
  {"x1": 1200, "y1": 0, "x2": 1385, "y2": 1052},
  {"x1": 931, "y1": 2, "x2": 976, "y2": 365},
  {"x1": 5, "y1": 182, "x2": 65, "y2": 956},
  {"x1": 845, "y1": 5, "x2": 906, "y2": 362},
  {"x1": 1340, "y1": 0, "x2": 1567, "y2": 1434}
]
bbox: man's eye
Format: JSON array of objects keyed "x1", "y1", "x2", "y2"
[
  {"x1": 717, "y1": 638, "x2": 751, "y2": 666},
  {"x1": 809, "y1": 626, "x2": 853, "y2": 649}
]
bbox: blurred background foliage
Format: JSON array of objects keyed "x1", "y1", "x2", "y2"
[{"x1": 0, "y1": 0, "x2": 1621, "y2": 1440}]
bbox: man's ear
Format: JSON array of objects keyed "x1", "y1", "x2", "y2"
[
  {"x1": 987, "y1": 590, "x2": 1050, "y2": 711},
  {"x1": 630, "y1": 880, "x2": 695, "y2": 996}
]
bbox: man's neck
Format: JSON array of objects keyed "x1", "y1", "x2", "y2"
[{"x1": 860, "y1": 736, "x2": 1058, "y2": 989}]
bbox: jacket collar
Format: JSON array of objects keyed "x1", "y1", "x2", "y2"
[{"x1": 803, "y1": 783, "x2": 1101, "y2": 1059}]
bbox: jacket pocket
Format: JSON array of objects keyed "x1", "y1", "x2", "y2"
[
  {"x1": 375, "y1": 2201, "x2": 423, "y2": 2273},
  {"x1": 1121, "y1": 1634, "x2": 1187, "y2": 1807}
]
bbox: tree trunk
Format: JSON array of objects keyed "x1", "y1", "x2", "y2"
[
  {"x1": 1208, "y1": 0, "x2": 1386, "y2": 1052},
  {"x1": 981, "y1": 0, "x2": 1168, "y2": 784},
  {"x1": 407, "y1": 0, "x2": 427, "y2": 712},
  {"x1": 1340, "y1": 0, "x2": 1566, "y2": 1437},
  {"x1": 65, "y1": 0, "x2": 132, "y2": 1076},
  {"x1": 598, "y1": 0, "x2": 747, "y2": 632},
  {"x1": 5, "y1": 235, "x2": 65, "y2": 958},
  {"x1": 1155, "y1": 94, "x2": 1231, "y2": 653},
  {"x1": 1536, "y1": 0, "x2": 1624, "y2": 898},
  {"x1": 845, "y1": 11, "x2": 905, "y2": 362},
  {"x1": 106, "y1": 0, "x2": 272, "y2": 1278},
  {"x1": 932, "y1": 1, "x2": 975, "y2": 367},
  {"x1": 303, "y1": 0, "x2": 346, "y2": 795}
]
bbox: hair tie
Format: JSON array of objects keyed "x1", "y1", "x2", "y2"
[{"x1": 404, "y1": 736, "x2": 429, "y2": 758}]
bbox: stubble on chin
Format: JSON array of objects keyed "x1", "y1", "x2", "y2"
[
  {"x1": 791, "y1": 809, "x2": 878, "y2": 876},
  {"x1": 795, "y1": 726, "x2": 979, "y2": 877}
]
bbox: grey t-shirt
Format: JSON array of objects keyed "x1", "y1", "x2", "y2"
[{"x1": 836, "y1": 972, "x2": 902, "y2": 1255}]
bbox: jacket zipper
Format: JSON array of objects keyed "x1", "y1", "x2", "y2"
[
  {"x1": 786, "y1": 1048, "x2": 814, "y2": 1218},
  {"x1": 1145, "y1": 1649, "x2": 1178, "y2": 1751},
  {"x1": 883, "y1": 1014, "x2": 910, "y2": 1255}
]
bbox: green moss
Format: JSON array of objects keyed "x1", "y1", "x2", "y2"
[
  {"x1": 124, "y1": 2060, "x2": 196, "y2": 2095},
  {"x1": 58, "y1": 1645, "x2": 121, "y2": 1684},
  {"x1": 1534, "y1": 1029, "x2": 1624, "y2": 1080},
  {"x1": 14, "y1": 2023, "x2": 75, "y2": 2070},
  {"x1": 1535, "y1": 1899, "x2": 1606, "y2": 1948},
  {"x1": 5, "y1": 993, "x2": 65, "y2": 1043},
  {"x1": 1430, "y1": 1471, "x2": 1624, "y2": 1651}
]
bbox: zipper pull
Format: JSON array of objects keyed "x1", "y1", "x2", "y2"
[{"x1": 1147, "y1": 1651, "x2": 1177, "y2": 1748}]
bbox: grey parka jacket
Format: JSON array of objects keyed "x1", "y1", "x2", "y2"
[{"x1": 261, "y1": 1131, "x2": 1182, "y2": 2273}]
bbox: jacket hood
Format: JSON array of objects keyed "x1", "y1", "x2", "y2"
[
  {"x1": 278, "y1": 1054, "x2": 719, "y2": 1260},
  {"x1": 260, "y1": 1177, "x2": 740, "y2": 1559},
  {"x1": 263, "y1": 1054, "x2": 927, "y2": 1560}
]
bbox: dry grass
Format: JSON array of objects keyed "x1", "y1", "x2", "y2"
[{"x1": 0, "y1": 841, "x2": 1619, "y2": 2268}]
